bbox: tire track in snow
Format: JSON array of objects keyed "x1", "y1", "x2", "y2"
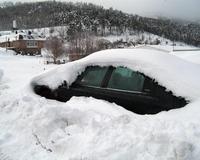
[{"x1": 0, "y1": 151, "x2": 12, "y2": 160}]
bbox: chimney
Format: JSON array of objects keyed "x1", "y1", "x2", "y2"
[{"x1": 12, "y1": 20, "x2": 17, "y2": 31}]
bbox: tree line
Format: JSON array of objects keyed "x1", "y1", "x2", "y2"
[{"x1": 0, "y1": 1, "x2": 200, "y2": 46}]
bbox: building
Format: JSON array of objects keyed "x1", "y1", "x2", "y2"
[{"x1": 0, "y1": 31, "x2": 46, "y2": 55}]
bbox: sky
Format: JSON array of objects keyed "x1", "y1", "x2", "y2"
[{"x1": 1, "y1": 0, "x2": 200, "y2": 21}]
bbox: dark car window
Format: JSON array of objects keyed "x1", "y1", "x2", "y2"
[
  {"x1": 143, "y1": 77, "x2": 155, "y2": 93},
  {"x1": 79, "y1": 66, "x2": 109, "y2": 87},
  {"x1": 107, "y1": 67, "x2": 145, "y2": 92}
]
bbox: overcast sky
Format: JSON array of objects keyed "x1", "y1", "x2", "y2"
[{"x1": 1, "y1": 0, "x2": 200, "y2": 21}]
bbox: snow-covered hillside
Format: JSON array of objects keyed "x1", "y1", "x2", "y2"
[
  {"x1": 0, "y1": 47, "x2": 200, "y2": 160},
  {"x1": 0, "y1": 26, "x2": 187, "y2": 47}
]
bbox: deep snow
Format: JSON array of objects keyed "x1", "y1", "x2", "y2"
[{"x1": 0, "y1": 47, "x2": 200, "y2": 160}]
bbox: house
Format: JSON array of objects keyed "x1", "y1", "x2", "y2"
[{"x1": 0, "y1": 31, "x2": 46, "y2": 55}]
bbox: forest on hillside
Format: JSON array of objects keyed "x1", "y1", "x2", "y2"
[{"x1": 0, "y1": 1, "x2": 200, "y2": 46}]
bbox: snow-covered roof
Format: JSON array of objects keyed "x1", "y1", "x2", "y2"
[
  {"x1": 31, "y1": 48, "x2": 200, "y2": 101},
  {"x1": 0, "y1": 31, "x2": 45, "y2": 43}
]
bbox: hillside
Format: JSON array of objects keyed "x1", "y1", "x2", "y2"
[{"x1": 0, "y1": 1, "x2": 200, "y2": 46}]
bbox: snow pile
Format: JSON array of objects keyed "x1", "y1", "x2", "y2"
[
  {"x1": 1, "y1": 93, "x2": 200, "y2": 160},
  {"x1": 32, "y1": 48, "x2": 200, "y2": 101},
  {"x1": 0, "y1": 47, "x2": 18, "y2": 57}
]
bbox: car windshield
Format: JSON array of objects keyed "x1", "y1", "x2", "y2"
[{"x1": 107, "y1": 67, "x2": 145, "y2": 92}]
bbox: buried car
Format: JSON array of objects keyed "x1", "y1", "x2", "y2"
[{"x1": 31, "y1": 49, "x2": 200, "y2": 114}]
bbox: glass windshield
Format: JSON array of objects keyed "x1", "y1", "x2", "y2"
[
  {"x1": 107, "y1": 67, "x2": 145, "y2": 92},
  {"x1": 79, "y1": 66, "x2": 109, "y2": 87}
]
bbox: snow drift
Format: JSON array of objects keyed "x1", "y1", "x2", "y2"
[{"x1": 31, "y1": 48, "x2": 200, "y2": 101}]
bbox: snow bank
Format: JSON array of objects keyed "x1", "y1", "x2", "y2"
[
  {"x1": 31, "y1": 48, "x2": 200, "y2": 101},
  {"x1": 0, "y1": 47, "x2": 17, "y2": 55},
  {"x1": 1, "y1": 93, "x2": 200, "y2": 160}
]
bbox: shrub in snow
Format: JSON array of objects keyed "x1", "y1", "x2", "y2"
[{"x1": 44, "y1": 36, "x2": 65, "y2": 64}]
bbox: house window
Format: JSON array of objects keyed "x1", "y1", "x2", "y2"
[{"x1": 26, "y1": 41, "x2": 38, "y2": 48}]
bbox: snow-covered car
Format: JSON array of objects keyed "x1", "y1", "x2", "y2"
[
  {"x1": 31, "y1": 49, "x2": 200, "y2": 114},
  {"x1": 34, "y1": 65, "x2": 186, "y2": 114}
]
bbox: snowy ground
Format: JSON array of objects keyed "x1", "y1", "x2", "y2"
[{"x1": 0, "y1": 46, "x2": 200, "y2": 160}]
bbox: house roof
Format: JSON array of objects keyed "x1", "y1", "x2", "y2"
[{"x1": 0, "y1": 31, "x2": 46, "y2": 43}]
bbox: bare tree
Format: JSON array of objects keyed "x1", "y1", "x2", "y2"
[
  {"x1": 69, "y1": 31, "x2": 99, "y2": 54},
  {"x1": 45, "y1": 36, "x2": 65, "y2": 64}
]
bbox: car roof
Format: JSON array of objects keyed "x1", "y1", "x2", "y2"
[{"x1": 31, "y1": 48, "x2": 200, "y2": 101}]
